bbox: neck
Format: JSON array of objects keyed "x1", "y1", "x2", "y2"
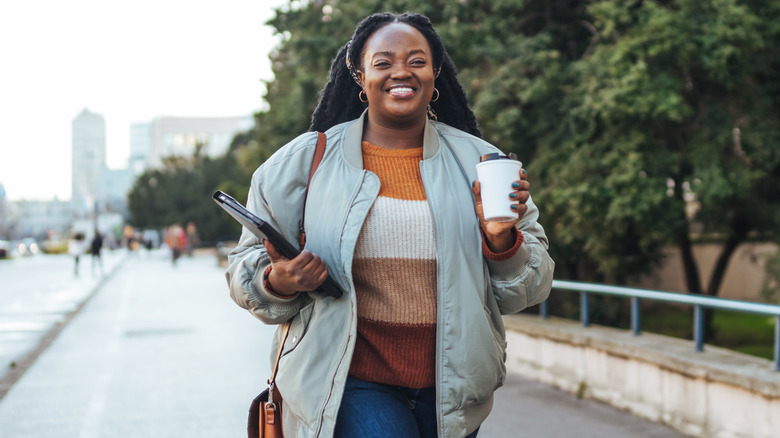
[{"x1": 362, "y1": 112, "x2": 426, "y2": 149}]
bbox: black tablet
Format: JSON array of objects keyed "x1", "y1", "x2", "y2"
[{"x1": 213, "y1": 190, "x2": 343, "y2": 298}]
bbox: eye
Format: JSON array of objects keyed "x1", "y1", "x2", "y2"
[
  {"x1": 373, "y1": 60, "x2": 391, "y2": 68},
  {"x1": 410, "y1": 59, "x2": 427, "y2": 66}
]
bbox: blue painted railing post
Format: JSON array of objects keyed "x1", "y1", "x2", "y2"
[
  {"x1": 581, "y1": 291, "x2": 590, "y2": 327},
  {"x1": 540, "y1": 300, "x2": 549, "y2": 320},
  {"x1": 775, "y1": 316, "x2": 779, "y2": 372},
  {"x1": 694, "y1": 305, "x2": 704, "y2": 352},
  {"x1": 631, "y1": 297, "x2": 641, "y2": 336}
]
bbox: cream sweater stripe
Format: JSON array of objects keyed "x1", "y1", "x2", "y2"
[{"x1": 354, "y1": 196, "x2": 436, "y2": 260}]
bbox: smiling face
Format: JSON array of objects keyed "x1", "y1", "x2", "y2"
[{"x1": 358, "y1": 22, "x2": 436, "y2": 127}]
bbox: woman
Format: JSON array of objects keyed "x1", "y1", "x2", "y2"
[{"x1": 226, "y1": 12, "x2": 554, "y2": 438}]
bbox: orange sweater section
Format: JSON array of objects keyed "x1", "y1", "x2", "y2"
[{"x1": 348, "y1": 142, "x2": 437, "y2": 389}]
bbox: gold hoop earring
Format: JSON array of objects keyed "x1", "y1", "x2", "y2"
[
  {"x1": 431, "y1": 88, "x2": 439, "y2": 102},
  {"x1": 359, "y1": 90, "x2": 368, "y2": 103}
]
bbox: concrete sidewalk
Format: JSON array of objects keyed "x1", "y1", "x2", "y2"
[
  {"x1": 0, "y1": 254, "x2": 682, "y2": 437},
  {"x1": 0, "y1": 249, "x2": 127, "y2": 395}
]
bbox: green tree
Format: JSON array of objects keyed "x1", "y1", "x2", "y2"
[
  {"x1": 127, "y1": 141, "x2": 251, "y2": 244},
  {"x1": 538, "y1": 0, "x2": 780, "y2": 294},
  {"x1": 438, "y1": 1, "x2": 780, "y2": 297},
  {"x1": 239, "y1": 0, "x2": 780, "y2": 319}
]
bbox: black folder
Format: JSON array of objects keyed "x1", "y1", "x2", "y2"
[{"x1": 213, "y1": 190, "x2": 343, "y2": 298}]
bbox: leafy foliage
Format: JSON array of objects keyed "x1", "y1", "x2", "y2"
[
  {"x1": 210, "y1": 0, "x2": 780, "y2": 302},
  {"x1": 127, "y1": 141, "x2": 251, "y2": 244},
  {"x1": 107, "y1": 0, "x2": 780, "y2": 351}
]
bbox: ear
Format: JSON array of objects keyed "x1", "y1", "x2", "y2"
[{"x1": 357, "y1": 70, "x2": 365, "y2": 87}]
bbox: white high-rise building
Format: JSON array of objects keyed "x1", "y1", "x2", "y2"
[
  {"x1": 130, "y1": 115, "x2": 253, "y2": 172},
  {"x1": 71, "y1": 108, "x2": 106, "y2": 211},
  {"x1": 129, "y1": 123, "x2": 152, "y2": 175}
]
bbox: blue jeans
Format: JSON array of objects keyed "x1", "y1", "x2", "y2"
[{"x1": 334, "y1": 376, "x2": 480, "y2": 438}]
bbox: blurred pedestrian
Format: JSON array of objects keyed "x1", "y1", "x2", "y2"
[
  {"x1": 225, "y1": 12, "x2": 554, "y2": 438},
  {"x1": 185, "y1": 221, "x2": 199, "y2": 257},
  {"x1": 166, "y1": 224, "x2": 186, "y2": 266},
  {"x1": 68, "y1": 232, "x2": 87, "y2": 276},
  {"x1": 90, "y1": 230, "x2": 104, "y2": 274}
]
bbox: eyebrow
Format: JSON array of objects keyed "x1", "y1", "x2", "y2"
[{"x1": 371, "y1": 49, "x2": 427, "y2": 60}]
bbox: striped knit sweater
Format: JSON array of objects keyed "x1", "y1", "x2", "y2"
[{"x1": 349, "y1": 141, "x2": 437, "y2": 389}]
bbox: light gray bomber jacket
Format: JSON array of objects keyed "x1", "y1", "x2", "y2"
[{"x1": 226, "y1": 112, "x2": 554, "y2": 437}]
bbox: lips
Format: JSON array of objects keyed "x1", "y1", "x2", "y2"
[{"x1": 387, "y1": 86, "x2": 415, "y2": 98}]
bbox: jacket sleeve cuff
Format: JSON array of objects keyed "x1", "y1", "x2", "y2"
[
  {"x1": 248, "y1": 259, "x2": 303, "y2": 306},
  {"x1": 482, "y1": 228, "x2": 524, "y2": 261},
  {"x1": 262, "y1": 265, "x2": 299, "y2": 300},
  {"x1": 484, "y1": 229, "x2": 537, "y2": 281}
]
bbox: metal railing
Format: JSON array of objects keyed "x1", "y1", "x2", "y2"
[{"x1": 539, "y1": 280, "x2": 780, "y2": 371}]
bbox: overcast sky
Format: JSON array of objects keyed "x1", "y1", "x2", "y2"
[{"x1": 0, "y1": 0, "x2": 288, "y2": 201}]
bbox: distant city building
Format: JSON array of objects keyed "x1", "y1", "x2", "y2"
[
  {"x1": 0, "y1": 183, "x2": 10, "y2": 238},
  {"x1": 71, "y1": 108, "x2": 106, "y2": 212},
  {"x1": 129, "y1": 122, "x2": 152, "y2": 176},
  {"x1": 130, "y1": 115, "x2": 253, "y2": 172},
  {"x1": 11, "y1": 198, "x2": 73, "y2": 239},
  {"x1": 95, "y1": 167, "x2": 134, "y2": 217}
]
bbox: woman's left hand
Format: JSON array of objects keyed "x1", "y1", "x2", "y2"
[{"x1": 472, "y1": 168, "x2": 529, "y2": 253}]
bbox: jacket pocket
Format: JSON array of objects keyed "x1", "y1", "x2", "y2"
[
  {"x1": 463, "y1": 306, "x2": 508, "y2": 406},
  {"x1": 483, "y1": 305, "x2": 507, "y2": 391},
  {"x1": 281, "y1": 301, "x2": 315, "y2": 357}
]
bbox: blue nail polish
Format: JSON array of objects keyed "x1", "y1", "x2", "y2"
[
  {"x1": 472, "y1": 181, "x2": 476, "y2": 188},
  {"x1": 509, "y1": 193, "x2": 517, "y2": 199},
  {"x1": 511, "y1": 205, "x2": 517, "y2": 210},
  {"x1": 512, "y1": 182, "x2": 519, "y2": 189},
  {"x1": 522, "y1": 168, "x2": 527, "y2": 175}
]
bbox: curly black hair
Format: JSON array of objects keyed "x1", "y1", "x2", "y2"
[{"x1": 309, "y1": 12, "x2": 481, "y2": 138}]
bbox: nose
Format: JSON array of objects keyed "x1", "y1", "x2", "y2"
[{"x1": 389, "y1": 63, "x2": 412, "y2": 79}]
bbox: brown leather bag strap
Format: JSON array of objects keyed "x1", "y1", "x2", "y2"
[
  {"x1": 298, "y1": 132, "x2": 326, "y2": 249},
  {"x1": 269, "y1": 320, "x2": 292, "y2": 384}
]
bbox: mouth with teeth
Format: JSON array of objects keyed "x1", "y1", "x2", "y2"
[{"x1": 387, "y1": 86, "x2": 416, "y2": 98}]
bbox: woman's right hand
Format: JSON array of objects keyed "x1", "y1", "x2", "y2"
[{"x1": 264, "y1": 239, "x2": 329, "y2": 296}]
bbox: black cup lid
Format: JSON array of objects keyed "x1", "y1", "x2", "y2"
[{"x1": 480, "y1": 152, "x2": 519, "y2": 162}]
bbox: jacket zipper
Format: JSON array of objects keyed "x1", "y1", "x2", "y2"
[
  {"x1": 420, "y1": 161, "x2": 445, "y2": 437},
  {"x1": 314, "y1": 170, "x2": 374, "y2": 437}
]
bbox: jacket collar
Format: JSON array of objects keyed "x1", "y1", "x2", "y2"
[{"x1": 342, "y1": 110, "x2": 441, "y2": 168}]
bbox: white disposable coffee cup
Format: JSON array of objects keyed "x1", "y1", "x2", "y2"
[{"x1": 476, "y1": 153, "x2": 523, "y2": 222}]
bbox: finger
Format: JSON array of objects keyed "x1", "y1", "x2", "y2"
[
  {"x1": 509, "y1": 190, "x2": 530, "y2": 204},
  {"x1": 295, "y1": 261, "x2": 328, "y2": 291},
  {"x1": 316, "y1": 266, "x2": 329, "y2": 285},
  {"x1": 472, "y1": 181, "x2": 487, "y2": 223},
  {"x1": 519, "y1": 167, "x2": 528, "y2": 181},
  {"x1": 287, "y1": 251, "x2": 326, "y2": 283},
  {"x1": 510, "y1": 180, "x2": 530, "y2": 192},
  {"x1": 511, "y1": 203, "x2": 528, "y2": 218},
  {"x1": 263, "y1": 239, "x2": 285, "y2": 263},
  {"x1": 290, "y1": 249, "x2": 316, "y2": 269},
  {"x1": 304, "y1": 260, "x2": 329, "y2": 289}
]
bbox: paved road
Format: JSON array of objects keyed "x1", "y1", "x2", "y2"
[
  {"x1": 0, "y1": 254, "x2": 684, "y2": 437},
  {"x1": 0, "y1": 251, "x2": 124, "y2": 385}
]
